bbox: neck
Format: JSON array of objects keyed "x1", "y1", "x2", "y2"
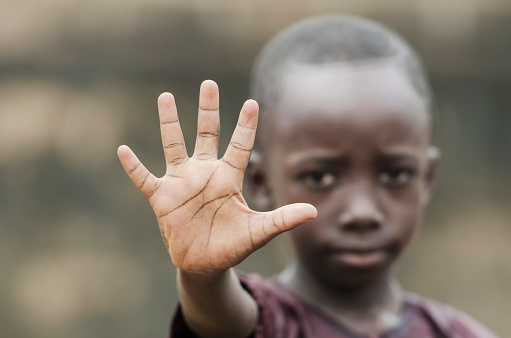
[{"x1": 278, "y1": 259, "x2": 403, "y2": 334}]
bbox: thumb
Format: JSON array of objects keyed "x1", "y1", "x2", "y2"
[{"x1": 261, "y1": 203, "x2": 317, "y2": 238}]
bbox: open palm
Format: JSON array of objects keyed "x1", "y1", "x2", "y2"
[{"x1": 118, "y1": 80, "x2": 316, "y2": 273}]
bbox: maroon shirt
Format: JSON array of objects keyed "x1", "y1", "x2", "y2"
[{"x1": 169, "y1": 273, "x2": 498, "y2": 338}]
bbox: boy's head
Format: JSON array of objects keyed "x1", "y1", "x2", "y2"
[{"x1": 245, "y1": 15, "x2": 439, "y2": 288}]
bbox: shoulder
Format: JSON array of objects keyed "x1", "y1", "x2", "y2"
[
  {"x1": 236, "y1": 271, "x2": 308, "y2": 315},
  {"x1": 405, "y1": 292, "x2": 499, "y2": 338},
  {"x1": 237, "y1": 272, "x2": 313, "y2": 337},
  {"x1": 237, "y1": 272, "x2": 291, "y2": 300}
]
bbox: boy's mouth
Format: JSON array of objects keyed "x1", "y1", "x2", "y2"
[{"x1": 326, "y1": 247, "x2": 390, "y2": 268}]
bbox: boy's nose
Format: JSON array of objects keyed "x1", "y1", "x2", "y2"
[{"x1": 338, "y1": 192, "x2": 384, "y2": 232}]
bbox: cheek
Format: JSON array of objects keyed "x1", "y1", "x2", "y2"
[
  {"x1": 385, "y1": 187, "x2": 425, "y2": 244},
  {"x1": 288, "y1": 219, "x2": 316, "y2": 243},
  {"x1": 396, "y1": 208, "x2": 423, "y2": 256}
]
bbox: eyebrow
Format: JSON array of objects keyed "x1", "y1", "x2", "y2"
[
  {"x1": 286, "y1": 148, "x2": 421, "y2": 167},
  {"x1": 286, "y1": 150, "x2": 345, "y2": 167},
  {"x1": 378, "y1": 149, "x2": 421, "y2": 162}
]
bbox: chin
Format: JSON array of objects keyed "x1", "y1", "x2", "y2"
[{"x1": 318, "y1": 261, "x2": 393, "y2": 290}]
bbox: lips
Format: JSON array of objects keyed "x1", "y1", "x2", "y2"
[{"x1": 325, "y1": 246, "x2": 391, "y2": 268}]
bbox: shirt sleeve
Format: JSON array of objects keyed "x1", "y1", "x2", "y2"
[
  {"x1": 406, "y1": 293, "x2": 499, "y2": 338},
  {"x1": 168, "y1": 305, "x2": 200, "y2": 338},
  {"x1": 168, "y1": 273, "x2": 308, "y2": 338},
  {"x1": 237, "y1": 273, "x2": 309, "y2": 338},
  {"x1": 167, "y1": 273, "x2": 273, "y2": 338}
]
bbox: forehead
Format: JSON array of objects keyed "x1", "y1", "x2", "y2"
[{"x1": 270, "y1": 62, "x2": 430, "y2": 152}]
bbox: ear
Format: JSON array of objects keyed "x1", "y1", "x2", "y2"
[
  {"x1": 244, "y1": 150, "x2": 274, "y2": 211},
  {"x1": 421, "y1": 146, "x2": 440, "y2": 206}
]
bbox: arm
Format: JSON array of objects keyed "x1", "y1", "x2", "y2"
[
  {"x1": 178, "y1": 269, "x2": 257, "y2": 338},
  {"x1": 117, "y1": 80, "x2": 317, "y2": 337}
]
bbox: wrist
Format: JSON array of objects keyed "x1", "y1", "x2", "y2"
[{"x1": 178, "y1": 267, "x2": 231, "y2": 285}]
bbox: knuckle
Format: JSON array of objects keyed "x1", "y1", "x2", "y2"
[
  {"x1": 128, "y1": 162, "x2": 141, "y2": 174},
  {"x1": 167, "y1": 156, "x2": 187, "y2": 166},
  {"x1": 237, "y1": 123, "x2": 256, "y2": 131},
  {"x1": 138, "y1": 172, "x2": 151, "y2": 189},
  {"x1": 164, "y1": 142, "x2": 184, "y2": 149},
  {"x1": 160, "y1": 120, "x2": 179, "y2": 126},
  {"x1": 198, "y1": 131, "x2": 219, "y2": 138},
  {"x1": 230, "y1": 141, "x2": 251, "y2": 152},
  {"x1": 222, "y1": 158, "x2": 242, "y2": 170},
  {"x1": 199, "y1": 106, "x2": 219, "y2": 112}
]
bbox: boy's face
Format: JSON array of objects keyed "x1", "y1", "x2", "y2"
[{"x1": 252, "y1": 61, "x2": 437, "y2": 288}]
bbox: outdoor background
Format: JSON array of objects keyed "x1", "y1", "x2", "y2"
[{"x1": 1, "y1": 0, "x2": 510, "y2": 337}]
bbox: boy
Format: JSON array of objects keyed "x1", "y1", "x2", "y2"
[{"x1": 118, "y1": 16, "x2": 497, "y2": 338}]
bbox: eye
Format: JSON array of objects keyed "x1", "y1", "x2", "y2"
[
  {"x1": 298, "y1": 170, "x2": 337, "y2": 189},
  {"x1": 379, "y1": 168, "x2": 415, "y2": 186}
]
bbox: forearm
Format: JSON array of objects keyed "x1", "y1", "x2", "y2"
[{"x1": 178, "y1": 268, "x2": 258, "y2": 338}]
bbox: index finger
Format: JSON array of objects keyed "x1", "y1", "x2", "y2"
[{"x1": 222, "y1": 99, "x2": 258, "y2": 174}]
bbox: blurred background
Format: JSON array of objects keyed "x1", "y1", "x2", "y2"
[{"x1": 1, "y1": 0, "x2": 510, "y2": 337}]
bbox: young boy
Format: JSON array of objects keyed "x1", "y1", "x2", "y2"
[{"x1": 118, "y1": 16, "x2": 497, "y2": 338}]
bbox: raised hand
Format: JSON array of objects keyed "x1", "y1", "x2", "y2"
[{"x1": 118, "y1": 80, "x2": 316, "y2": 273}]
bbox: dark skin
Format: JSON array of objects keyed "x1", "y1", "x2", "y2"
[
  {"x1": 118, "y1": 80, "x2": 316, "y2": 338},
  {"x1": 118, "y1": 60, "x2": 438, "y2": 337},
  {"x1": 247, "y1": 61, "x2": 439, "y2": 335}
]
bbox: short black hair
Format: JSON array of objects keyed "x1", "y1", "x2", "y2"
[{"x1": 249, "y1": 15, "x2": 435, "y2": 148}]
